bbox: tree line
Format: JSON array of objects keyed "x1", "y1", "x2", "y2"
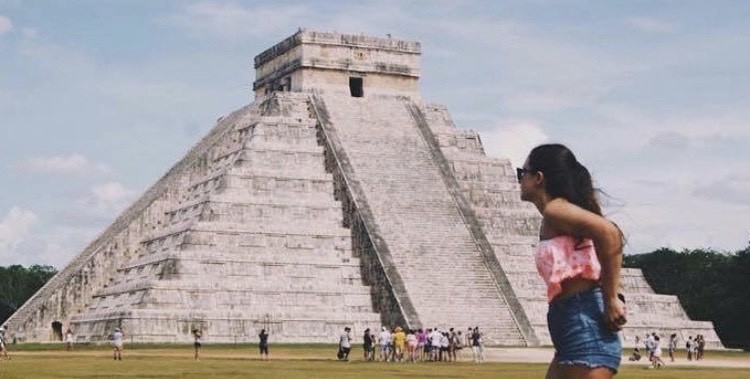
[
  {"x1": 1, "y1": 245, "x2": 749, "y2": 349},
  {"x1": 623, "y1": 244, "x2": 750, "y2": 350},
  {"x1": 0, "y1": 265, "x2": 57, "y2": 326}
]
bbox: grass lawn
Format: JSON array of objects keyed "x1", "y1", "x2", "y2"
[{"x1": 0, "y1": 344, "x2": 748, "y2": 378}]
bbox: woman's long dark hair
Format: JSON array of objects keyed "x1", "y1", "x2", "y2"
[{"x1": 527, "y1": 144, "x2": 602, "y2": 215}]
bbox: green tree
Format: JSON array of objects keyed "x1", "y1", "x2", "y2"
[
  {"x1": 0, "y1": 265, "x2": 57, "y2": 324},
  {"x1": 624, "y1": 247, "x2": 750, "y2": 350}
]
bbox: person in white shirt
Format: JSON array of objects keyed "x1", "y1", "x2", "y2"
[
  {"x1": 65, "y1": 329, "x2": 75, "y2": 352},
  {"x1": 440, "y1": 332, "x2": 449, "y2": 362},
  {"x1": 112, "y1": 327, "x2": 124, "y2": 361},
  {"x1": 650, "y1": 335, "x2": 665, "y2": 369},
  {"x1": 338, "y1": 327, "x2": 352, "y2": 361},
  {"x1": 646, "y1": 333, "x2": 656, "y2": 361},
  {"x1": 429, "y1": 328, "x2": 442, "y2": 362},
  {"x1": 686, "y1": 336, "x2": 696, "y2": 361},
  {"x1": 378, "y1": 327, "x2": 391, "y2": 362}
]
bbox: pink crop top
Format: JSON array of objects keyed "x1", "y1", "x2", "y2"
[{"x1": 535, "y1": 235, "x2": 601, "y2": 302}]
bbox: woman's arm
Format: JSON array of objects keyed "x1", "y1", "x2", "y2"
[{"x1": 543, "y1": 198, "x2": 626, "y2": 330}]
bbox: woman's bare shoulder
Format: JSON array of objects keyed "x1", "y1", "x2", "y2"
[{"x1": 543, "y1": 198, "x2": 613, "y2": 238}]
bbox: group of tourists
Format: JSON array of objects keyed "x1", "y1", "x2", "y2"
[
  {"x1": 48, "y1": 326, "x2": 271, "y2": 362},
  {"x1": 354, "y1": 326, "x2": 485, "y2": 363},
  {"x1": 628, "y1": 332, "x2": 708, "y2": 368},
  {"x1": 686, "y1": 334, "x2": 707, "y2": 361},
  {"x1": 192, "y1": 328, "x2": 270, "y2": 361}
]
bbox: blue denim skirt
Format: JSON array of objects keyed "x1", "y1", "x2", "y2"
[{"x1": 547, "y1": 287, "x2": 622, "y2": 373}]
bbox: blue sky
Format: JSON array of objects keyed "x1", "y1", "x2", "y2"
[{"x1": 1, "y1": 1, "x2": 748, "y2": 267}]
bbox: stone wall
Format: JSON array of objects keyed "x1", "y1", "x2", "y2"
[{"x1": 254, "y1": 29, "x2": 420, "y2": 97}]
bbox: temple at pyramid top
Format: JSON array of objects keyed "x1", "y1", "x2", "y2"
[{"x1": 253, "y1": 29, "x2": 421, "y2": 98}]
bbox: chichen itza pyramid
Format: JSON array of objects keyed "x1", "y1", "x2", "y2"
[{"x1": 4, "y1": 29, "x2": 723, "y2": 348}]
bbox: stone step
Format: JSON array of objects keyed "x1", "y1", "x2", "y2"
[{"x1": 320, "y1": 93, "x2": 525, "y2": 342}]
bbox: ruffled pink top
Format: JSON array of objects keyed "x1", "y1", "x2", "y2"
[{"x1": 535, "y1": 235, "x2": 601, "y2": 302}]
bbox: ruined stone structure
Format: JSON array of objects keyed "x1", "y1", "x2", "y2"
[{"x1": 5, "y1": 29, "x2": 723, "y2": 347}]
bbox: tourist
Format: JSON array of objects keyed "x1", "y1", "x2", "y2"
[
  {"x1": 440, "y1": 332, "x2": 449, "y2": 361},
  {"x1": 686, "y1": 336, "x2": 694, "y2": 361},
  {"x1": 423, "y1": 328, "x2": 432, "y2": 361},
  {"x1": 470, "y1": 326, "x2": 484, "y2": 363},
  {"x1": 370, "y1": 331, "x2": 377, "y2": 360},
  {"x1": 416, "y1": 328, "x2": 426, "y2": 362},
  {"x1": 258, "y1": 329, "x2": 269, "y2": 361},
  {"x1": 631, "y1": 349, "x2": 641, "y2": 362},
  {"x1": 454, "y1": 330, "x2": 464, "y2": 361},
  {"x1": 392, "y1": 326, "x2": 405, "y2": 362},
  {"x1": 429, "y1": 327, "x2": 442, "y2": 362},
  {"x1": 338, "y1": 326, "x2": 352, "y2": 361},
  {"x1": 363, "y1": 328, "x2": 373, "y2": 361},
  {"x1": 696, "y1": 334, "x2": 705, "y2": 360},
  {"x1": 0, "y1": 325, "x2": 8, "y2": 361},
  {"x1": 449, "y1": 328, "x2": 460, "y2": 362},
  {"x1": 650, "y1": 335, "x2": 665, "y2": 369},
  {"x1": 406, "y1": 329, "x2": 418, "y2": 362},
  {"x1": 388, "y1": 327, "x2": 396, "y2": 362},
  {"x1": 464, "y1": 327, "x2": 473, "y2": 361},
  {"x1": 192, "y1": 328, "x2": 202, "y2": 360},
  {"x1": 65, "y1": 328, "x2": 75, "y2": 352},
  {"x1": 668, "y1": 333, "x2": 677, "y2": 362},
  {"x1": 629, "y1": 335, "x2": 641, "y2": 361},
  {"x1": 646, "y1": 332, "x2": 657, "y2": 362},
  {"x1": 112, "y1": 327, "x2": 124, "y2": 361},
  {"x1": 378, "y1": 326, "x2": 391, "y2": 361},
  {"x1": 518, "y1": 143, "x2": 625, "y2": 378}
]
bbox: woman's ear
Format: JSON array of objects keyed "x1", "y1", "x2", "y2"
[{"x1": 534, "y1": 171, "x2": 545, "y2": 186}]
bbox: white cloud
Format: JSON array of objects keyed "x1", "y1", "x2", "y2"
[
  {"x1": 611, "y1": 189, "x2": 747, "y2": 253},
  {"x1": 0, "y1": 207, "x2": 38, "y2": 258},
  {"x1": 17, "y1": 154, "x2": 111, "y2": 175},
  {"x1": 9, "y1": 224, "x2": 100, "y2": 267},
  {"x1": 159, "y1": 2, "x2": 309, "y2": 40},
  {"x1": 0, "y1": 14, "x2": 12, "y2": 35},
  {"x1": 648, "y1": 131, "x2": 691, "y2": 150},
  {"x1": 591, "y1": 104, "x2": 750, "y2": 155},
  {"x1": 479, "y1": 120, "x2": 549, "y2": 168},
  {"x1": 693, "y1": 173, "x2": 750, "y2": 207},
  {"x1": 625, "y1": 17, "x2": 676, "y2": 34},
  {"x1": 416, "y1": 16, "x2": 642, "y2": 114},
  {"x1": 85, "y1": 181, "x2": 138, "y2": 214}
]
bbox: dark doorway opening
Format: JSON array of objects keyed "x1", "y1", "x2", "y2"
[
  {"x1": 349, "y1": 77, "x2": 363, "y2": 97},
  {"x1": 51, "y1": 320, "x2": 63, "y2": 341}
]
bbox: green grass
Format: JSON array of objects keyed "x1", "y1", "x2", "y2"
[{"x1": 0, "y1": 345, "x2": 748, "y2": 379}]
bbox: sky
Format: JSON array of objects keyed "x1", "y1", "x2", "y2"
[{"x1": 1, "y1": 1, "x2": 748, "y2": 268}]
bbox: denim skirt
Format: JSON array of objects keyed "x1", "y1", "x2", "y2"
[{"x1": 547, "y1": 287, "x2": 622, "y2": 373}]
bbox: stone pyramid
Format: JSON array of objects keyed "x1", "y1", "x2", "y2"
[{"x1": 4, "y1": 29, "x2": 723, "y2": 347}]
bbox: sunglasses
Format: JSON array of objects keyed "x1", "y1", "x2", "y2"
[{"x1": 516, "y1": 167, "x2": 534, "y2": 182}]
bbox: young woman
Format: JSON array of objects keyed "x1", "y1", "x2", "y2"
[{"x1": 518, "y1": 144, "x2": 626, "y2": 378}]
